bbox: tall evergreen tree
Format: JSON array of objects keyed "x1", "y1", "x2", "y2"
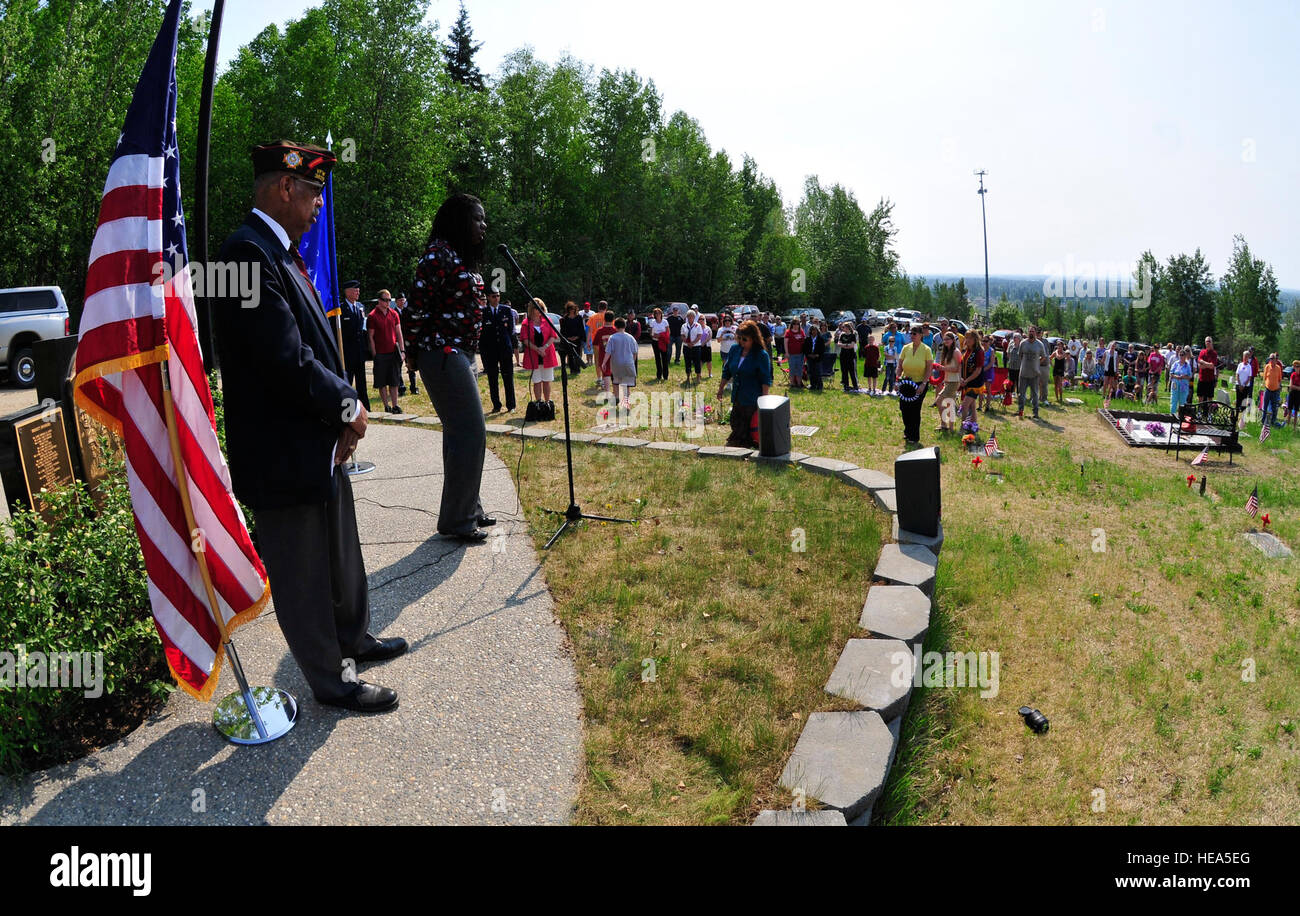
[
  {"x1": 444, "y1": 1, "x2": 484, "y2": 91},
  {"x1": 953, "y1": 277, "x2": 970, "y2": 321}
]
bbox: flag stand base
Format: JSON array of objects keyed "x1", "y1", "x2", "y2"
[
  {"x1": 212, "y1": 638, "x2": 296, "y2": 744},
  {"x1": 213, "y1": 686, "x2": 297, "y2": 744},
  {"x1": 345, "y1": 459, "x2": 376, "y2": 477}
]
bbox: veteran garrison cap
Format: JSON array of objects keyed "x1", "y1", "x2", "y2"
[{"x1": 251, "y1": 140, "x2": 335, "y2": 184}]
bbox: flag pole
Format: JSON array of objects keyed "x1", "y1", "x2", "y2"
[
  {"x1": 158, "y1": 358, "x2": 296, "y2": 743},
  {"x1": 193, "y1": 0, "x2": 224, "y2": 375},
  {"x1": 186, "y1": 0, "x2": 295, "y2": 742}
]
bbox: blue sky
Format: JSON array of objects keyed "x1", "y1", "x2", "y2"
[{"x1": 194, "y1": 0, "x2": 1300, "y2": 287}]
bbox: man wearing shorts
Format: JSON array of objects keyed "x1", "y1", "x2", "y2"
[
  {"x1": 1196, "y1": 337, "x2": 1219, "y2": 403},
  {"x1": 368, "y1": 289, "x2": 406, "y2": 414}
]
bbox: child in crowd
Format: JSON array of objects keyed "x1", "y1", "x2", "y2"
[{"x1": 601, "y1": 317, "x2": 639, "y2": 411}]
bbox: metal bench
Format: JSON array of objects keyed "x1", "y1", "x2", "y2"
[{"x1": 1174, "y1": 400, "x2": 1240, "y2": 464}]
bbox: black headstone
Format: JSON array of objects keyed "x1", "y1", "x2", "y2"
[
  {"x1": 756, "y1": 394, "x2": 791, "y2": 457},
  {"x1": 895, "y1": 446, "x2": 941, "y2": 537},
  {"x1": 34, "y1": 335, "x2": 79, "y2": 405}
]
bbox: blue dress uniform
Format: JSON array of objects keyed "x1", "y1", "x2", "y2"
[
  {"x1": 339, "y1": 282, "x2": 370, "y2": 412},
  {"x1": 479, "y1": 296, "x2": 519, "y2": 411}
]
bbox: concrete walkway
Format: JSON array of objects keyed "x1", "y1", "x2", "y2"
[{"x1": 0, "y1": 423, "x2": 582, "y2": 825}]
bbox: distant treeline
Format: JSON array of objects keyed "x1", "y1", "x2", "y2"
[{"x1": 0, "y1": 0, "x2": 899, "y2": 325}]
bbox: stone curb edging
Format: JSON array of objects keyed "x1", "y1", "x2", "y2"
[{"x1": 371, "y1": 411, "x2": 939, "y2": 826}]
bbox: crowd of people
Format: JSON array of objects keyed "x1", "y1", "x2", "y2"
[{"x1": 215, "y1": 137, "x2": 1298, "y2": 720}]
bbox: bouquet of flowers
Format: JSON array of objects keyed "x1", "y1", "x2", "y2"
[
  {"x1": 962, "y1": 433, "x2": 976, "y2": 446},
  {"x1": 1144, "y1": 421, "x2": 1166, "y2": 437},
  {"x1": 961, "y1": 418, "x2": 980, "y2": 436}
]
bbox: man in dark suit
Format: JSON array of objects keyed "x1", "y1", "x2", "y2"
[
  {"x1": 479, "y1": 288, "x2": 519, "y2": 412},
  {"x1": 212, "y1": 140, "x2": 406, "y2": 714},
  {"x1": 339, "y1": 280, "x2": 371, "y2": 412}
]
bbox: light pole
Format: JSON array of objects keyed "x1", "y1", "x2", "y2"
[{"x1": 975, "y1": 169, "x2": 990, "y2": 320}]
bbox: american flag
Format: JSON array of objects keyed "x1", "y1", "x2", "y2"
[
  {"x1": 72, "y1": 0, "x2": 267, "y2": 701},
  {"x1": 984, "y1": 429, "x2": 998, "y2": 456},
  {"x1": 1190, "y1": 446, "x2": 1209, "y2": 466},
  {"x1": 1246, "y1": 486, "x2": 1260, "y2": 518},
  {"x1": 1260, "y1": 422, "x2": 1271, "y2": 443}
]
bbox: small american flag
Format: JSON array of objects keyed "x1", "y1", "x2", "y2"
[
  {"x1": 1190, "y1": 446, "x2": 1209, "y2": 466},
  {"x1": 1260, "y1": 422, "x2": 1271, "y2": 443},
  {"x1": 1246, "y1": 486, "x2": 1260, "y2": 518},
  {"x1": 984, "y1": 430, "x2": 998, "y2": 456},
  {"x1": 72, "y1": 0, "x2": 267, "y2": 700}
]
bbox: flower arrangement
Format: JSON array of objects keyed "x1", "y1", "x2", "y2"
[
  {"x1": 962, "y1": 433, "x2": 976, "y2": 446},
  {"x1": 961, "y1": 418, "x2": 980, "y2": 436},
  {"x1": 1144, "y1": 421, "x2": 1166, "y2": 437}
]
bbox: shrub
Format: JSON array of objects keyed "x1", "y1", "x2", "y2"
[{"x1": 0, "y1": 443, "x2": 166, "y2": 776}]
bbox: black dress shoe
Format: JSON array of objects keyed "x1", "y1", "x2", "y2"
[
  {"x1": 319, "y1": 681, "x2": 398, "y2": 713},
  {"x1": 441, "y1": 528, "x2": 488, "y2": 543},
  {"x1": 477, "y1": 514, "x2": 497, "y2": 527},
  {"x1": 354, "y1": 635, "x2": 408, "y2": 664}
]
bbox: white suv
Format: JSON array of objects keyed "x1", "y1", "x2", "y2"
[{"x1": 0, "y1": 286, "x2": 71, "y2": 388}]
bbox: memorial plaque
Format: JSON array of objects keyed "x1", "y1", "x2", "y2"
[
  {"x1": 71, "y1": 399, "x2": 125, "y2": 502},
  {"x1": 62, "y1": 344, "x2": 125, "y2": 506},
  {"x1": 13, "y1": 408, "x2": 76, "y2": 521}
]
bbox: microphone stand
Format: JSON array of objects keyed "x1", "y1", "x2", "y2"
[{"x1": 500, "y1": 246, "x2": 631, "y2": 549}]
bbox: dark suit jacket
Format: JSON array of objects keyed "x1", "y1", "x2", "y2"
[
  {"x1": 212, "y1": 212, "x2": 357, "y2": 510},
  {"x1": 478, "y1": 303, "x2": 519, "y2": 357}
]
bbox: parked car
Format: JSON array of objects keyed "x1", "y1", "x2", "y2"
[
  {"x1": 942, "y1": 318, "x2": 969, "y2": 335},
  {"x1": 864, "y1": 309, "x2": 888, "y2": 327},
  {"x1": 783, "y1": 307, "x2": 825, "y2": 325},
  {"x1": 990, "y1": 329, "x2": 1017, "y2": 352},
  {"x1": 890, "y1": 308, "x2": 921, "y2": 325},
  {"x1": 0, "y1": 286, "x2": 71, "y2": 388},
  {"x1": 830, "y1": 310, "x2": 858, "y2": 328}
]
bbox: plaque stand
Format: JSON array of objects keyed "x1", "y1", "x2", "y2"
[
  {"x1": 0, "y1": 469, "x2": 10, "y2": 539},
  {"x1": 159, "y1": 361, "x2": 296, "y2": 744}
]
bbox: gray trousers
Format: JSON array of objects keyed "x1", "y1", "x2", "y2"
[
  {"x1": 253, "y1": 468, "x2": 374, "y2": 700},
  {"x1": 1018, "y1": 371, "x2": 1041, "y2": 415},
  {"x1": 418, "y1": 347, "x2": 485, "y2": 534}
]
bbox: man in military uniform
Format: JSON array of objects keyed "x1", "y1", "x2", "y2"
[
  {"x1": 340, "y1": 280, "x2": 371, "y2": 412},
  {"x1": 212, "y1": 140, "x2": 406, "y2": 713}
]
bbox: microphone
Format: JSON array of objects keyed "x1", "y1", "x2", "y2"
[{"x1": 498, "y1": 243, "x2": 526, "y2": 282}]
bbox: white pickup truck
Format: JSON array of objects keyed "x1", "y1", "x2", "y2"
[{"x1": 0, "y1": 286, "x2": 71, "y2": 388}]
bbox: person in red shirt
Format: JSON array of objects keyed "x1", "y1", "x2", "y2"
[
  {"x1": 1196, "y1": 337, "x2": 1219, "y2": 403},
  {"x1": 862, "y1": 335, "x2": 881, "y2": 395},
  {"x1": 1144, "y1": 346, "x2": 1165, "y2": 404},
  {"x1": 368, "y1": 289, "x2": 406, "y2": 414},
  {"x1": 592, "y1": 310, "x2": 617, "y2": 394}
]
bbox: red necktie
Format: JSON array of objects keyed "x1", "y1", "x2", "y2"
[{"x1": 290, "y1": 244, "x2": 317, "y2": 290}]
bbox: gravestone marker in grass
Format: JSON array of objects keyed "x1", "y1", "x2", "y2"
[
  {"x1": 790, "y1": 425, "x2": 819, "y2": 437},
  {"x1": 1243, "y1": 531, "x2": 1292, "y2": 559}
]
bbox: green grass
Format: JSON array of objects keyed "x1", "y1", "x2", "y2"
[
  {"x1": 488, "y1": 440, "x2": 883, "y2": 824},
  {"x1": 374, "y1": 348, "x2": 1300, "y2": 824}
]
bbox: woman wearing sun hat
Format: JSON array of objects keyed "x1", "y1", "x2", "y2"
[{"x1": 896, "y1": 325, "x2": 934, "y2": 445}]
